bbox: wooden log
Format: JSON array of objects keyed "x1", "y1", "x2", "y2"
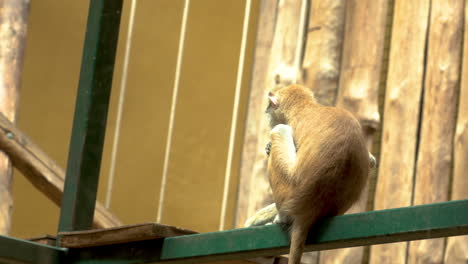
[
  {"x1": 0, "y1": 112, "x2": 122, "y2": 229},
  {"x1": 369, "y1": 1, "x2": 430, "y2": 263},
  {"x1": 444, "y1": 3, "x2": 468, "y2": 263},
  {"x1": 335, "y1": 0, "x2": 387, "y2": 147},
  {"x1": 408, "y1": 0, "x2": 464, "y2": 263},
  {"x1": 235, "y1": 0, "x2": 278, "y2": 228},
  {"x1": 319, "y1": 1, "x2": 388, "y2": 263},
  {"x1": 0, "y1": 0, "x2": 30, "y2": 235},
  {"x1": 302, "y1": 0, "x2": 346, "y2": 106},
  {"x1": 236, "y1": 0, "x2": 307, "y2": 228}
]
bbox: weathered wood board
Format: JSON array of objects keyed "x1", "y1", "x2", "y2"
[
  {"x1": 59, "y1": 223, "x2": 196, "y2": 248},
  {"x1": 408, "y1": 0, "x2": 464, "y2": 263},
  {"x1": 320, "y1": 0, "x2": 388, "y2": 263},
  {"x1": 369, "y1": 0, "x2": 430, "y2": 263}
]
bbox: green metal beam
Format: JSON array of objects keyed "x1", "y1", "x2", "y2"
[
  {"x1": 68, "y1": 199, "x2": 468, "y2": 264},
  {"x1": 58, "y1": 0, "x2": 123, "y2": 232},
  {"x1": 0, "y1": 236, "x2": 67, "y2": 264}
]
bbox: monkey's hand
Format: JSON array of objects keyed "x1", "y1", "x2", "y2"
[
  {"x1": 269, "y1": 124, "x2": 297, "y2": 174},
  {"x1": 244, "y1": 203, "x2": 278, "y2": 227},
  {"x1": 271, "y1": 124, "x2": 294, "y2": 138},
  {"x1": 266, "y1": 142, "x2": 272, "y2": 156}
]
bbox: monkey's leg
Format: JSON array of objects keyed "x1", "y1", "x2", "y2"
[
  {"x1": 270, "y1": 124, "x2": 297, "y2": 178},
  {"x1": 244, "y1": 203, "x2": 278, "y2": 227}
]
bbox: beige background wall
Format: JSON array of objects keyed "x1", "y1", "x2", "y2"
[{"x1": 12, "y1": 0, "x2": 260, "y2": 238}]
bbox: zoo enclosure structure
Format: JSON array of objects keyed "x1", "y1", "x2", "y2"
[{"x1": 0, "y1": 0, "x2": 468, "y2": 264}]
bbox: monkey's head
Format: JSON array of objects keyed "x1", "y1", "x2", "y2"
[{"x1": 266, "y1": 85, "x2": 317, "y2": 128}]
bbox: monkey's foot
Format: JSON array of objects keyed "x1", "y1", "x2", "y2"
[
  {"x1": 244, "y1": 203, "x2": 278, "y2": 227},
  {"x1": 273, "y1": 213, "x2": 290, "y2": 225}
]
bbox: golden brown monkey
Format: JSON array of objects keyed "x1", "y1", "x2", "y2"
[{"x1": 245, "y1": 84, "x2": 372, "y2": 264}]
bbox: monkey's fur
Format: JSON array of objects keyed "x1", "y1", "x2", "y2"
[{"x1": 245, "y1": 85, "x2": 372, "y2": 264}]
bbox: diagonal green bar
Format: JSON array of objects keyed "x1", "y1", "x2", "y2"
[
  {"x1": 0, "y1": 235, "x2": 67, "y2": 264},
  {"x1": 58, "y1": 0, "x2": 123, "y2": 232},
  {"x1": 69, "y1": 200, "x2": 468, "y2": 264}
]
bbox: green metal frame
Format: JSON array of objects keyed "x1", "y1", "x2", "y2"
[
  {"x1": 63, "y1": 200, "x2": 468, "y2": 264},
  {"x1": 0, "y1": 1, "x2": 468, "y2": 264},
  {"x1": 58, "y1": 0, "x2": 123, "y2": 232},
  {"x1": 2, "y1": 200, "x2": 468, "y2": 263},
  {"x1": 0, "y1": 236, "x2": 66, "y2": 264}
]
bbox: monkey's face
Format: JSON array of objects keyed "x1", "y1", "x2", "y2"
[
  {"x1": 266, "y1": 85, "x2": 317, "y2": 128},
  {"x1": 266, "y1": 91, "x2": 286, "y2": 128}
]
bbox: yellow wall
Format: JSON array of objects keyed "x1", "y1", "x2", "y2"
[{"x1": 12, "y1": 0, "x2": 259, "y2": 238}]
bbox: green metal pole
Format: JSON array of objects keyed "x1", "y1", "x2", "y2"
[{"x1": 58, "y1": 0, "x2": 123, "y2": 232}]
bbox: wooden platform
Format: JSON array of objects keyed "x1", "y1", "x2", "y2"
[
  {"x1": 58, "y1": 222, "x2": 196, "y2": 248},
  {"x1": 28, "y1": 235, "x2": 57, "y2": 246},
  {"x1": 55, "y1": 223, "x2": 288, "y2": 264}
]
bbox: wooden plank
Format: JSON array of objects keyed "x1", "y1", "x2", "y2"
[
  {"x1": 235, "y1": 0, "x2": 278, "y2": 228},
  {"x1": 321, "y1": 0, "x2": 388, "y2": 263},
  {"x1": 443, "y1": 1, "x2": 468, "y2": 263},
  {"x1": 302, "y1": 0, "x2": 346, "y2": 106},
  {"x1": 28, "y1": 235, "x2": 57, "y2": 246},
  {"x1": 408, "y1": 0, "x2": 464, "y2": 263},
  {"x1": 68, "y1": 200, "x2": 468, "y2": 264},
  {"x1": 0, "y1": 0, "x2": 30, "y2": 235},
  {"x1": 0, "y1": 112, "x2": 122, "y2": 229},
  {"x1": 59, "y1": 223, "x2": 196, "y2": 248},
  {"x1": 369, "y1": 0, "x2": 430, "y2": 263}
]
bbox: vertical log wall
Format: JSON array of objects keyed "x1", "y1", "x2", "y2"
[
  {"x1": 369, "y1": 0, "x2": 429, "y2": 263},
  {"x1": 444, "y1": 2, "x2": 468, "y2": 263},
  {"x1": 302, "y1": 0, "x2": 346, "y2": 107},
  {"x1": 239, "y1": 0, "x2": 468, "y2": 263},
  {"x1": 319, "y1": 0, "x2": 387, "y2": 263},
  {"x1": 408, "y1": 0, "x2": 464, "y2": 263},
  {"x1": 0, "y1": 0, "x2": 30, "y2": 235}
]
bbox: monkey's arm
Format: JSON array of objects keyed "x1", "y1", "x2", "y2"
[{"x1": 269, "y1": 124, "x2": 297, "y2": 178}]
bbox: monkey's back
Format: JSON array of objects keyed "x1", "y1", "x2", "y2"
[{"x1": 282, "y1": 106, "x2": 369, "y2": 219}]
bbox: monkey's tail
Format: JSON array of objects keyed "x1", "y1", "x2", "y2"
[{"x1": 288, "y1": 218, "x2": 312, "y2": 264}]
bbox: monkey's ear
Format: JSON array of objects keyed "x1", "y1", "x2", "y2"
[{"x1": 268, "y1": 92, "x2": 279, "y2": 109}]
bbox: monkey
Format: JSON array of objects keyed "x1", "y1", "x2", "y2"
[{"x1": 244, "y1": 84, "x2": 373, "y2": 264}]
